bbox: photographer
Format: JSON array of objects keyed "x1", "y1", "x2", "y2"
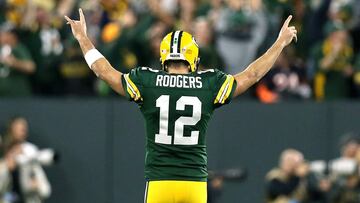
[
  {"x1": 266, "y1": 149, "x2": 308, "y2": 203},
  {"x1": 266, "y1": 149, "x2": 331, "y2": 203},
  {"x1": 1, "y1": 117, "x2": 51, "y2": 203},
  {"x1": 328, "y1": 133, "x2": 360, "y2": 203}
]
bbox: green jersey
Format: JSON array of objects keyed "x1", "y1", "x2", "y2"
[
  {"x1": 121, "y1": 67, "x2": 237, "y2": 181},
  {"x1": 0, "y1": 43, "x2": 33, "y2": 96}
]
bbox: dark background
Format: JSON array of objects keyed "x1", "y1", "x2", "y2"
[{"x1": 0, "y1": 99, "x2": 359, "y2": 203}]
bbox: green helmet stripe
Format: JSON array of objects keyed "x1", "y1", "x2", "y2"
[
  {"x1": 177, "y1": 31, "x2": 183, "y2": 54},
  {"x1": 171, "y1": 31, "x2": 181, "y2": 54}
]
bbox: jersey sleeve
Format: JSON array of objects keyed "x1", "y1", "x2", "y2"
[
  {"x1": 212, "y1": 69, "x2": 237, "y2": 108},
  {"x1": 121, "y1": 67, "x2": 144, "y2": 103}
]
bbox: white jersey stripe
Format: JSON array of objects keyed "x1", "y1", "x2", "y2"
[
  {"x1": 124, "y1": 74, "x2": 137, "y2": 98},
  {"x1": 219, "y1": 79, "x2": 230, "y2": 103},
  {"x1": 144, "y1": 181, "x2": 148, "y2": 203}
]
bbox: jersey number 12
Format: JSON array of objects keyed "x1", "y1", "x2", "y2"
[{"x1": 155, "y1": 95, "x2": 201, "y2": 145}]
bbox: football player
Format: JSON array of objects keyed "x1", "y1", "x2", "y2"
[{"x1": 65, "y1": 8, "x2": 297, "y2": 203}]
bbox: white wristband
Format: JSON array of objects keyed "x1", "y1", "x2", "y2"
[{"x1": 84, "y1": 49, "x2": 104, "y2": 69}]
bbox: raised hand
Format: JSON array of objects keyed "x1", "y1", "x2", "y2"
[
  {"x1": 277, "y1": 15, "x2": 297, "y2": 47},
  {"x1": 65, "y1": 8, "x2": 87, "y2": 41}
]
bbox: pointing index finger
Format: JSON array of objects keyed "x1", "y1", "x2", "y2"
[
  {"x1": 79, "y1": 8, "x2": 85, "y2": 23},
  {"x1": 283, "y1": 15, "x2": 293, "y2": 29}
]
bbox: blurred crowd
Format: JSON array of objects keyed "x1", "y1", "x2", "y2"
[
  {"x1": 266, "y1": 133, "x2": 360, "y2": 203},
  {"x1": 0, "y1": 0, "x2": 360, "y2": 101}
]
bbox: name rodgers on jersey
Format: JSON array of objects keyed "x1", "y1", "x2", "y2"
[{"x1": 155, "y1": 75, "x2": 202, "y2": 89}]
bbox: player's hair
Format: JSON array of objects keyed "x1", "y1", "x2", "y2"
[{"x1": 164, "y1": 60, "x2": 190, "y2": 69}]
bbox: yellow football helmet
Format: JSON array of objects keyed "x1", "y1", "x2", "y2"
[{"x1": 160, "y1": 31, "x2": 200, "y2": 72}]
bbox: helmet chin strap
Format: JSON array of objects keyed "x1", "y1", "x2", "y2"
[
  {"x1": 190, "y1": 57, "x2": 200, "y2": 72},
  {"x1": 160, "y1": 58, "x2": 167, "y2": 71},
  {"x1": 196, "y1": 57, "x2": 201, "y2": 70}
]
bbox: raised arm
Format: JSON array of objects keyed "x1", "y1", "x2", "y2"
[
  {"x1": 64, "y1": 9, "x2": 125, "y2": 96},
  {"x1": 232, "y1": 15, "x2": 298, "y2": 97},
  {"x1": 1, "y1": 56, "x2": 35, "y2": 74}
]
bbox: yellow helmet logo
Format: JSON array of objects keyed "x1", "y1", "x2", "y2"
[{"x1": 160, "y1": 31, "x2": 200, "y2": 72}]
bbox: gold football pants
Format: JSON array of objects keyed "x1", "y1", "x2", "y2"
[{"x1": 144, "y1": 180, "x2": 207, "y2": 203}]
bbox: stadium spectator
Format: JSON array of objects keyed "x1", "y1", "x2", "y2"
[
  {"x1": 0, "y1": 23, "x2": 35, "y2": 96},
  {"x1": 193, "y1": 17, "x2": 223, "y2": 70},
  {"x1": 98, "y1": 5, "x2": 139, "y2": 72},
  {"x1": 328, "y1": 0, "x2": 360, "y2": 58},
  {"x1": 146, "y1": 0, "x2": 176, "y2": 26},
  {"x1": 0, "y1": 0, "x2": 359, "y2": 99},
  {"x1": 178, "y1": 0, "x2": 198, "y2": 32},
  {"x1": 328, "y1": 0, "x2": 354, "y2": 26},
  {"x1": 196, "y1": 0, "x2": 223, "y2": 20},
  {"x1": 256, "y1": 47, "x2": 311, "y2": 103},
  {"x1": 29, "y1": 4, "x2": 64, "y2": 95},
  {"x1": 353, "y1": 54, "x2": 360, "y2": 97},
  {"x1": 95, "y1": 5, "x2": 140, "y2": 96},
  {"x1": 1, "y1": 117, "x2": 51, "y2": 203},
  {"x1": 306, "y1": 0, "x2": 332, "y2": 48},
  {"x1": 59, "y1": 38, "x2": 94, "y2": 96},
  {"x1": 214, "y1": 0, "x2": 267, "y2": 74},
  {"x1": 313, "y1": 22, "x2": 354, "y2": 100},
  {"x1": 143, "y1": 21, "x2": 170, "y2": 68},
  {"x1": 266, "y1": 0, "x2": 314, "y2": 60}
]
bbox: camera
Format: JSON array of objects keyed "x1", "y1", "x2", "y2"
[
  {"x1": 310, "y1": 158, "x2": 358, "y2": 176},
  {"x1": 208, "y1": 168, "x2": 248, "y2": 181},
  {"x1": 16, "y1": 143, "x2": 58, "y2": 166}
]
